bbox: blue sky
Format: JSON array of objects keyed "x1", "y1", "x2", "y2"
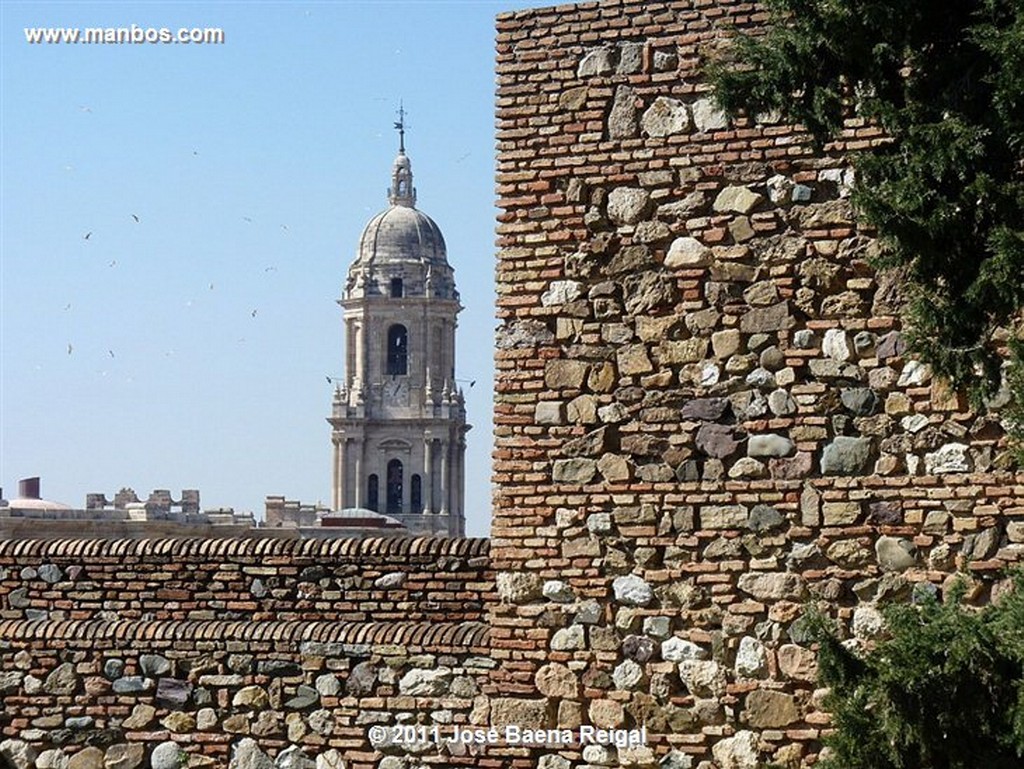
[{"x1": 1, "y1": 0, "x2": 538, "y2": 537}]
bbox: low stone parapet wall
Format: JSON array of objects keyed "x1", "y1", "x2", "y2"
[
  {"x1": 0, "y1": 619, "x2": 491, "y2": 768},
  {"x1": 0, "y1": 537, "x2": 491, "y2": 625}
]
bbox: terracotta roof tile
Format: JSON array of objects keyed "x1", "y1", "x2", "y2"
[
  {"x1": 0, "y1": 535, "x2": 489, "y2": 561},
  {"x1": 0, "y1": 618, "x2": 485, "y2": 647}
]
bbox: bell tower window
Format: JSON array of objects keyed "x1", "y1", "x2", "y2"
[
  {"x1": 411, "y1": 474, "x2": 422, "y2": 513},
  {"x1": 390, "y1": 278, "x2": 403, "y2": 298},
  {"x1": 387, "y1": 324, "x2": 408, "y2": 375},
  {"x1": 386, "y1": 459, "x2": 403, "y2": 515},
  {"x1": 367, "y1": 474, "x2": 379, "y2": 512}
]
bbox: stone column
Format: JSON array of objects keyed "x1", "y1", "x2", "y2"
[
  {"x1": 353, "y1": 438, "x2": 364, "y2": 509},
  {"x1": 378, "y1": 446, "x2": 387, "y2": 513},
  {"x1": 456, "y1": 437, "x2": 466, "y2": 522},
  {"x1": 353, "y1": 322, "x2": 363, "y2": 386},
  {"x1": 337, "y1": 437, "x2": 347, "y2": 510},
  {"x1": 444, "y1": 319, "x2": 454, "y2": 381},
  {"x1": 332, "y1": 436, "x2": 341, "y2": 510},
  {"x1": 439, "y1": 438, "x2": 450, "y2": 516},
  {"x1": 423, "y1": 432, "x2": 433, "y2": 514},
  {"x1": 401, "y1": 449, "x2": 410, "y2": 514}
]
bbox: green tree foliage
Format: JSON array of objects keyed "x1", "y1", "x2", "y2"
[
  {"x1": 806, "y1": 578, "x2": 1024, "y2": 768},
  {"x1": 708, "y1": 0, "x2": 1024, "y2": 410}
]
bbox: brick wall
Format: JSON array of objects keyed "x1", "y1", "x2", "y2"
[
  {"x1": 0, "y1": 537, "x2": 490, "y2": 624},
  {"x1": 0, "y1": 618, "x2": 490, "y2": 769},
  {"x1": 4, "y1": 2, "x2": 1024, "y2": 769},
  {"x1": 0, "y1": 537, "x2": 492, "y2": 768},
  {"x1": 491, "y1": 1, "x2": 1024, "y2": 767}
]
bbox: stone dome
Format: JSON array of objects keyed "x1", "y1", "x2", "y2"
[
  {"x1": 343, "y1": 146, "x2": 459, "y2": 302},
  {"x1": 354, "y1": 147, "x2": 449, "y2": 267},
  {"x1": 356, "y1": 204, "x2": 448, "y2": 266}
]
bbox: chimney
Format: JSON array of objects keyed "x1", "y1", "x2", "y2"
[{"x1": 18, "y1": 477, "x2": 40, "y2": 499}]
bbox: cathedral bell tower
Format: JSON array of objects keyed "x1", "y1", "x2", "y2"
[{"x1": 328, "y1": 118, "x2": 469, "y2": 537}]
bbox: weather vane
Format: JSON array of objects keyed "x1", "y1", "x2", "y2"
[{"x1": 394, "y1": 101, "x2": 406, "y2": 153}]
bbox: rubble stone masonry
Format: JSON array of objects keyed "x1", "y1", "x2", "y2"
[
  {"x1": 491, "y1": 1, "x2": 1024, "y2": 768},
  {"x1": 4, "y1": 2, "x2": 1024, "y2": 769},
  {"x1": 0, "y1": 538, "x2": 492, "y2": 769}
]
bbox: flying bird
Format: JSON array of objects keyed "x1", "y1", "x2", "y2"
[
  {"x1": 264, "y1": 266, "x2": 277, "y2": 272},
  {"x1": 251, "y1": 309, "x2": 258, "y2": 318},
  {"x1": 64, "y1": 303, "x2": 72, "y2": 311},
  {"x1": 79, "y1": 106, "x2": 92, "y2": 113},
  {"x1": 108, "y1": 350, "x2": 115, "y2": 358},
  {"x1": 280, "y1": 224, "x2": 289, "y2": 232},
  {"x1": 109, "y1": 260, "x2": 117, "y2": 267},
  {"x1": 67, "y1": 343, "x2": 73, "y2": 355},
  {"x1": 131, "y1": 214, "x2": 139, "y2": 223},
  {"x1": 243, "y1": 216, "x2": 253, "y2": 223},
  {"x1": 84, "y1": 232, "x2": 92, "y2": 240},
  {"x1": 326, "y1": 376, "x2": 333, "y2": 384}
]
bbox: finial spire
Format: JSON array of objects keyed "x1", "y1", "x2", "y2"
[
  {"x1": 388, "y1": 103, "x2": 416, "y2": 207},
  {"x1": 394, "y1": 101, "x2": 406, "y2": 154}
]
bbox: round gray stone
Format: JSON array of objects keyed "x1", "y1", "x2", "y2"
[
  {"x1": 38, "y1": 564, "x2": 63, "y2": 583},
  {"x1": 612, "y1": 575, "x2": 653, "y2": 606},
  {"x1": 821, "y1": 436, "x2": 874, "y2": 475},
  {"x1": 746, "y1": 504, "x2": 785, "y2": 533},
  {"x1": 767, "y1": 389, "x2": 797, "y2": 416},
  {"x1": 275, "y1": 746, "x2": 316, "y2": 769},
  {"x1": 747, "y1": 434, "x2": 795, "y2": 458},
  {"x1": 876, "y1": 536, "x2": 917, "y2": 572},
  {"x1": 139, "y1": 654, "x2": 170, "y2": 677},
  {"x1": 607, "y1": 186, "x2": 649, "y2": 225},
  {"x1": 149, "y1": 741, "x2": 183, "y2": 769},
  {"x1": 345, "y1": 661, "x2": 377, "y2": 697},
  {"x1": 840, "y1": 387, "x2": 878, "y2": 416},
  {"x1": 44, "y1": 662, "x2": 77, "y2": 695},
  {"x1": 0, "y1": 739, "x2": 37, "y2": 769}
]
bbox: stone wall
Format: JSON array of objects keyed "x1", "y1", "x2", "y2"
[
  {"x1": 0, "y1": 619, "x2": 490, "y2": 769},
  {"x1": 0, "y1": 538, "x2": 489, "y2": 625},
  {"x1": 0, "y1": 538, "x2": 491, "y2": 768},
  {"x1": 492, "y1": 1, "x2": 1024, "y2": 767},
  {"x1": 5, "y1": 2, "x2": 1024, "y2": 769}
]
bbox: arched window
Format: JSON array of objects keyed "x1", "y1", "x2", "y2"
[
  {"x1": 411, "y1": 474, "x2": 422, "y2": 514},
  {"x1": 367, "y1": 474, "x2": 379, "y2": 512},
  {"x1": 386, "y1": 459, "x2": 403, "y2": 515},
  {"x1": 387, "y1": 324, "x2": 408, "y2": 375}
]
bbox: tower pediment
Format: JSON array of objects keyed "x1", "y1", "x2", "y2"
[{"x1": 378, "y1": 438, "x2": 413, "y2": 452}]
